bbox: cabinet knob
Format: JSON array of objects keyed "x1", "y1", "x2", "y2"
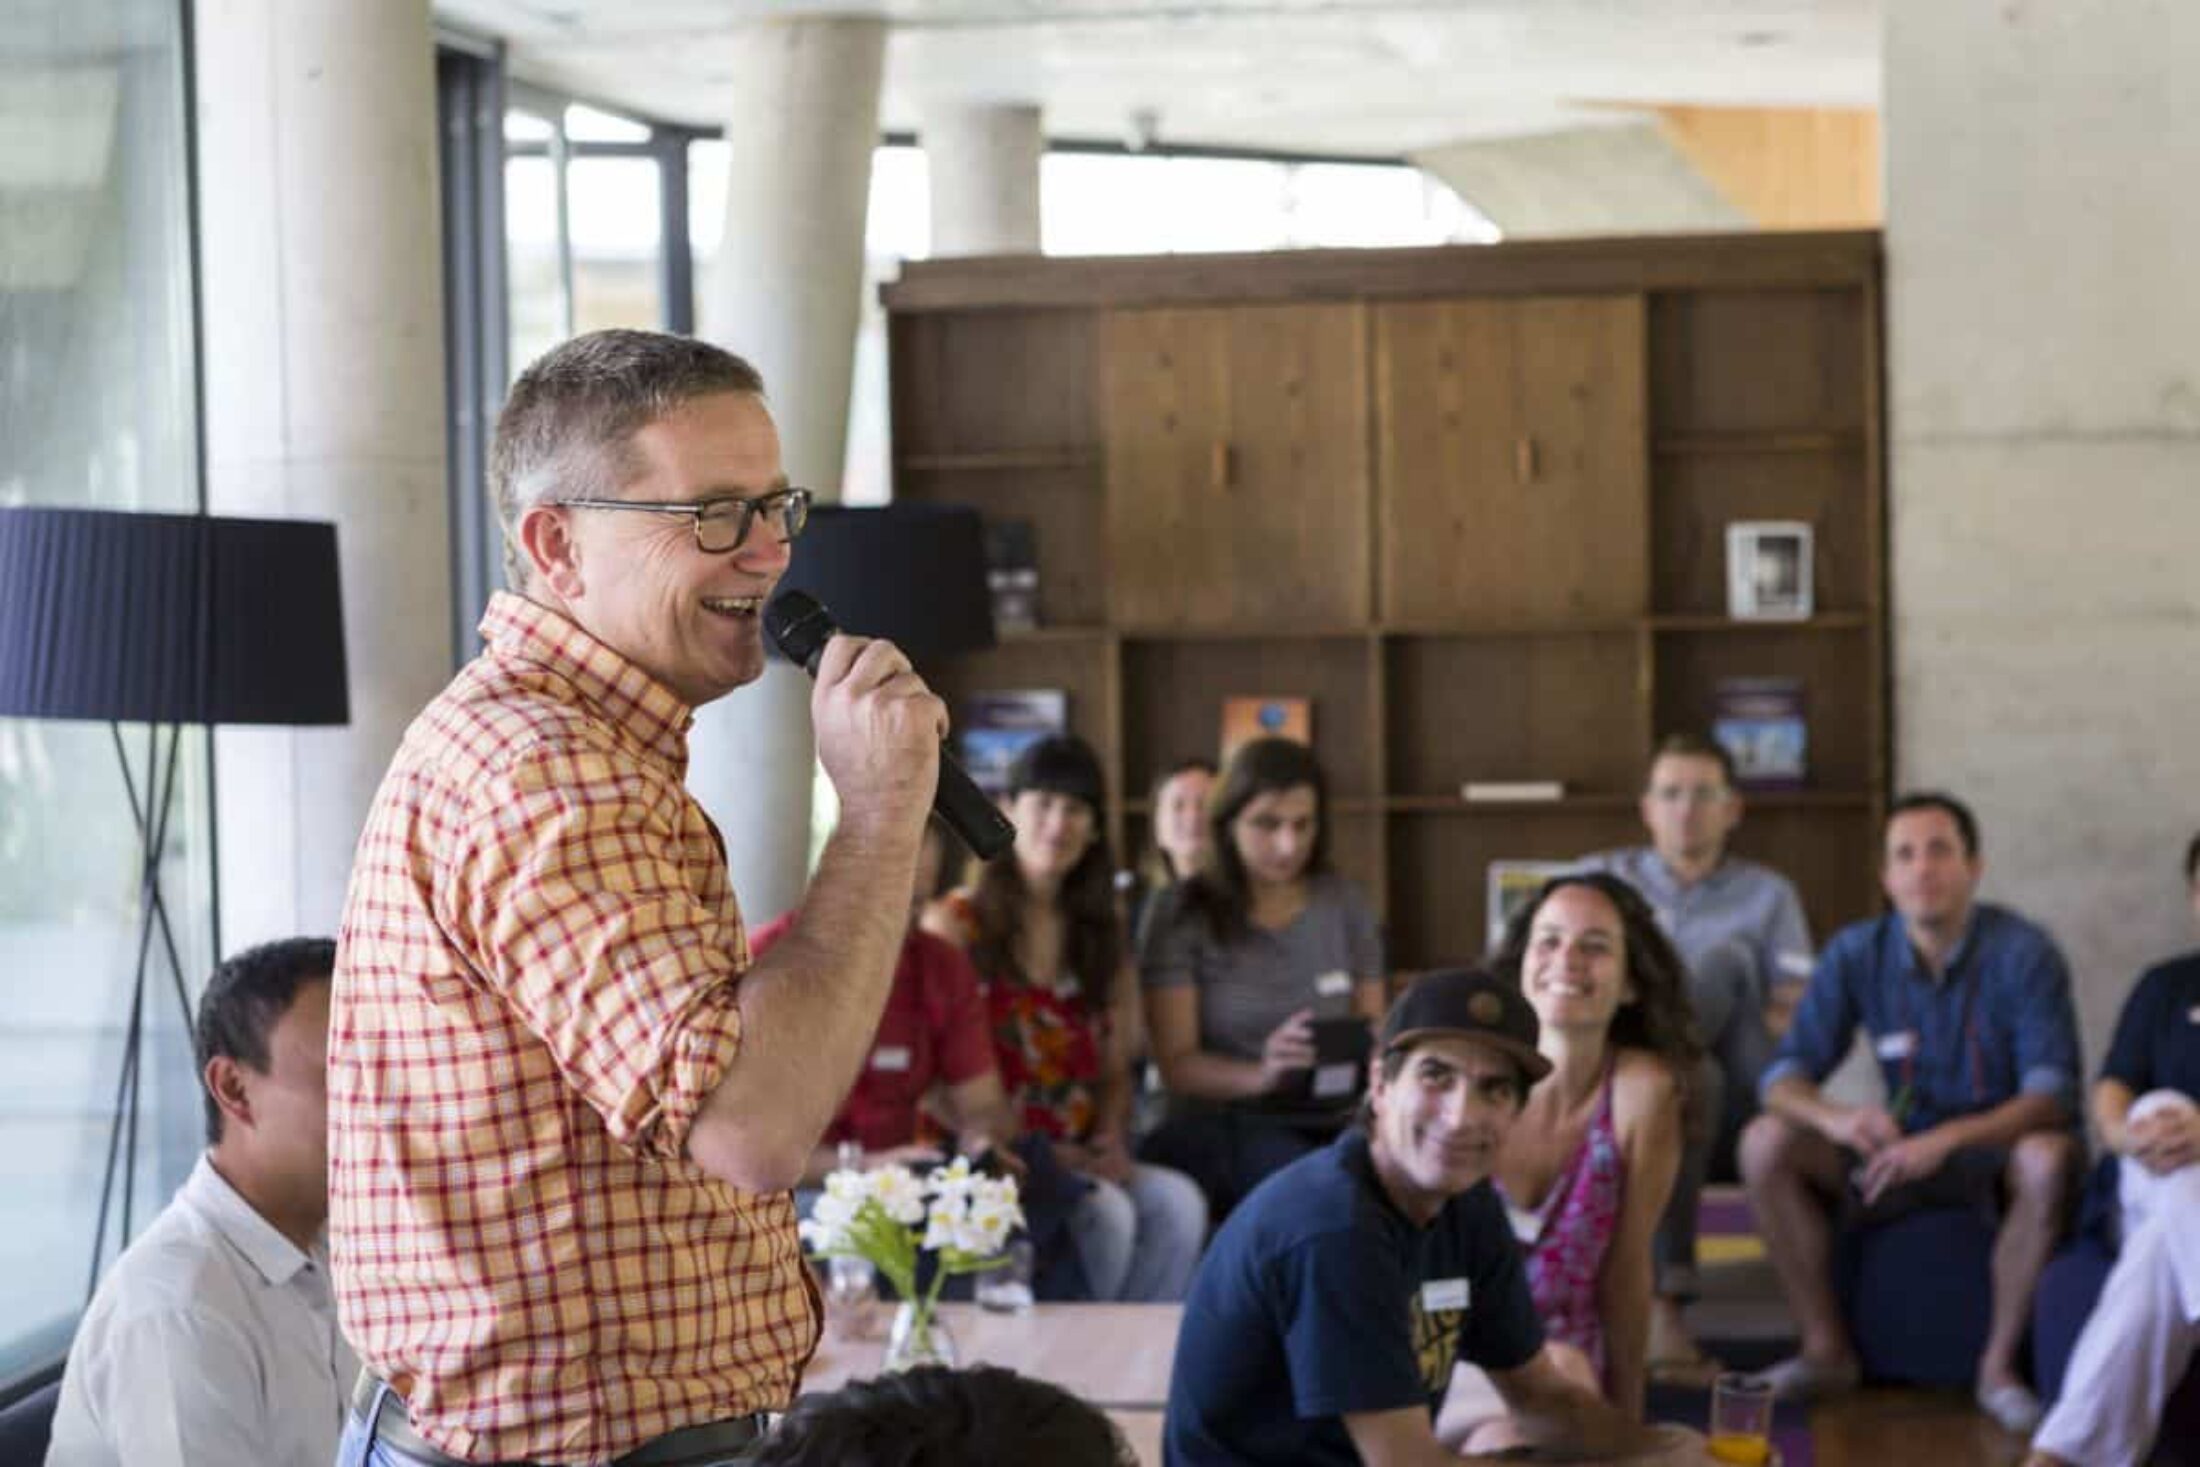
[
  {"x1": 1212, "y1": 439, "x2": 1235, "y2": 489},
  {"x1": 1513, "y1": 436, "x2": 1538, "y2": 485}
]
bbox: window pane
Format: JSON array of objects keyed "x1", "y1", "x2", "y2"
[
  {"x1": 503, "y1": 107, "x2": 556, "y2": 145},
  {"x1": 564, "y1": 102, "x2": 650, "y2": 144},
  {"x1": 568, "y1": 156, "x2": 663, "y2": 334},
  {"x1": 0, "y1": 0, "x2": 213, "y2": 1381},
  {"x1": 504, "y1": 150, "x2": 565, "y2": 377}
]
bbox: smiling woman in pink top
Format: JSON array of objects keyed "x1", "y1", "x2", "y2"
[{"x1": 1486, "y1": 871, "x2": 1699, "y2": 1420}]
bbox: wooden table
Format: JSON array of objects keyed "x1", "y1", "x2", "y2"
[{"x1": 801, "y1": 1302, "x2": 1181, "y2": 1408}]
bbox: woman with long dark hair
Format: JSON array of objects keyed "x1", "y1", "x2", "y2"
[
  {"x1": 924, "y1": 735, "x2": 1206, "y2": 1301},
  {"x1": 1137, "y1": 737, "x2": 1387, "y2": 1221},
  {"x1": 1477, "y1": 871, "x2": 1696, "y2": 1421}
]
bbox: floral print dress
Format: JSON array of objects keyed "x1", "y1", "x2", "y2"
[{"x1": 936, "y1": 892, "x2": 1105, "y2": 1142}]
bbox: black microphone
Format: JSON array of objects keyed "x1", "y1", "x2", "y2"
[{"x1": 765, "y1": 590, "x2": 1017, "y2": 862}]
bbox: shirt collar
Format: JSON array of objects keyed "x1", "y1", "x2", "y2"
[
  {"x1": 180, "y1": 1154, "x2": 320, "y2": 1288},
  {"x1": 1892, "y1": 906, "x2": 1982, "y2": 984},
  {"x1": 479, "y1": 591, "x2": 695, "y2": 771},
  {"x1": 1641, "y1": 847, "x2": 1731, "y2": 896}
]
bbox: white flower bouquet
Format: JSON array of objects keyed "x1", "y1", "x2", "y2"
[{"x1": 799, "y1": 1156, "x2": 1025, "y2": 1368}]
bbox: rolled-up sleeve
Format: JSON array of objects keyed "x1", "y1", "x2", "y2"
[
  {"x1": 1760, "y1": 935, "x2": 1858, "y2": 1100},
  {"x1": 447, "y1": 743, "x2": 744, "y2": 1162},
  {"x1": 1766, "y1": 878, "x2": 1815, "y2": 985},
  {"x1": 2010, "y1": 936, "x2": 2082, "y2": 1114}
]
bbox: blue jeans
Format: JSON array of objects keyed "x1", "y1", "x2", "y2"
[
  {"x1": 334, "y1": 1385, "x2": 757, "y2": 1467},
  {"x1": 1067, "y1": 1161, "x2": 1209, "y2": 1301}
]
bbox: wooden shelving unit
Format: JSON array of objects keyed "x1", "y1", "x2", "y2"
[{"x1": 884, "y1": 232, "x2": 1888, "y2": 968}]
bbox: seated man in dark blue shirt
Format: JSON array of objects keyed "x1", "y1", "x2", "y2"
[
  {"x1": 1164, "y1": 969, "x2": 1664, "y2": 1467},
  {"x1": 1740, "y1": 792, "x2": 2083, "y2": 1435},
  {"x1": 2027, "y1": 832, "x2": 2200, "y2": 1467}
]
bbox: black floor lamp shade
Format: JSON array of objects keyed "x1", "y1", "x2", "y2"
[
  {"x1": 0, "y1": 505, "x2": 350, "y2": 1294},
  {"x1": 0, "y1": 507, "x2": 349, "y2": 726},
  {"x1": 768, "y1": 503, "x2": 995, "y2": 663}
]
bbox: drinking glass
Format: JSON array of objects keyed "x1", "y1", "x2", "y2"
[
  {"x1": 1707, "y1": 1373, "x2": 1774, "y2": 1464},
  {"x1": 973, "y1": 1237, "x2": 1036, "y2": 1314}
]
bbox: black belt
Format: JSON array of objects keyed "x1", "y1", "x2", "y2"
[{"x1": 347, "y1": 1372, "x2": 771, "y2": 1466}]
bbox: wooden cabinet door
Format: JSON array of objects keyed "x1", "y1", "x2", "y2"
[
  {"x1": 1376, "y1": 295, "x2": 1647, "y2": 627},
  {"x1": 1101, "y1": 303, "x2": 1369, "y2": 629}
]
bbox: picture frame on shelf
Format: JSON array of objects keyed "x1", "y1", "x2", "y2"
[
  {"x1": 1485, "y1": 860, "x2": 1579, "y2": 954},
  {"x1": 957, "y1": 689, "x2": 1068, "y2": 796},
  {"x1": 1725, "y1": 520, "x2": 1814, "y2": 621},
  {"x1": 1219, "y1": 695, "x2": 1312, "y2": 765}
]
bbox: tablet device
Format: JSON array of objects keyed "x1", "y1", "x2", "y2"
[{"x1": 1285, "y1": 1016, "x2": 1374, "y2": 1107}]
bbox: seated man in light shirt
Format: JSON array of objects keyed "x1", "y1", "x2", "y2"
[
  {"x1": 47, "y1": 937, "x2": 355, "y2": 1467},
  {"x1": 1579, "y1": 733, "x2": 1814, "y2": 1377}
]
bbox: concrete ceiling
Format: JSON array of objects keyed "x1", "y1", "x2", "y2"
[{"x1": 434, "y1": 0, "x2": 1883, "y2": 158}]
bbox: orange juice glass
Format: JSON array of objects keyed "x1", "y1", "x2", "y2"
[{"x1": 1708, "y1": 1373, "x2": 1774, "y2": 1464}]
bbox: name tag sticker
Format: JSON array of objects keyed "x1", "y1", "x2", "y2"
[
  {"x1": 1314, "y1": 970, "x2": 1352, "y2": 999},
  {"x1": 2188, "y1": 1004, "x2": 2200, "y2": 1025},
  {"x1": 1874, "y1": 1030, "x2": 1919, "y2": 1061},
  {"x1": 1421, "y1": 1277, "x2": 1471, "y2": 1313},
  {"x1": 1777, "y1": 952, "x2": 1815, "y2": 979},
  {"x1": 870, "y1": 1046, "x2": 912, "y2": 1073},
  {"x1": 1312, "y1": 1063, "x2": 1358, "y2": 1099}
]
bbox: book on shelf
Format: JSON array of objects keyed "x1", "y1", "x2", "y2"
[
  {"x1": 983, "y1": 518, "x2": 1039, "y2": 633},
  {"x1": 1711, "y1": 676, "x2": 1807, "y2": 790},
  {"x1": 1219, "y1": 695, "x2": 1312, "y2": 765},
  {"x1": 957, "y1": 689, "x2": 1068, "y2": 796},
  {"x1": 1485, "y1": 860, "x2": 1580, "y2": 952},
  {"x1": 1460, "y1": 780, "x2": 1567, "y2": 803}
]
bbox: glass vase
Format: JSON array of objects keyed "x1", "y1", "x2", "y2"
[{"x1": 882, "y1": 1299, "x2": 956, "y2": 1373}]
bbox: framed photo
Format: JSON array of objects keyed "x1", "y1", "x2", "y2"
[
  {"x1": 1725, "y1": 520, "x2": 1814, "y2": 621},
  {"x1": 1485, "y1": 860, "x2": 1578, "y2": 954},
  {"x1": 1219, "y1": 695, "x2": 1312, "y2": 766}
]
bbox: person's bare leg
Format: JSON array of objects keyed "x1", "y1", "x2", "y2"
[
  {"x1": 1981, "y1": 1132, "x2": 2079, "y2": 1394},
  {"x1": 1739, "y1": 1114, "x2": 1856, "y2": 1368}
]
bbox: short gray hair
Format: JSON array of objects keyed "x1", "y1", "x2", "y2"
[{"x1": 488, "y1": 329, "x2": 766, "y2": 590}]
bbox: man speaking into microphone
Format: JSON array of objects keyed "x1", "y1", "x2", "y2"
[{"x1": 330, "y1": 329, "x2": 945, "y2": 1466}]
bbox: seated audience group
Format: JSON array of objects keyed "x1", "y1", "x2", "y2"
[{"x1": 44, "y1": 725, "x2": 2200, "y2": 1467}]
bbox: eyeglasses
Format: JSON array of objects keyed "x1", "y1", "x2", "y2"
[
  {"x1": 1649, "y1": 784, "x2": 1732, "y2": 807},
  {"x1": 552, "y1": 488, "x2": 812, "y2": 553}
]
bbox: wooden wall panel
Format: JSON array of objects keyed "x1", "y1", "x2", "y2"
[
  {"x1": 901, "y1": 465, "x2": 1108, "y2": 626},
  {"x1": 1119, "y1": 636, "x2": 1376, "y2": 800},
  {"x1": 1377, "y1": 296, "x2": 1647, "y2": 626},
  {"x1": 1373, "y1": 300, "x2": 1515, "y2": 625},
  {"x1": 1653, "y1": 627, "x2": 1874, "y2": 791},
  {"x1": 1652, "y1": 449, "x2": 1871, "y2": 616},
  {"x1": 1387, "y1": 810, "x2": 1641, "y2": 971},
  {"x1": 923, "y1": 638, "x2": 1117, "y2": 795},
  {"x1": 1650, "y1": 288, "x2": 1865, "y2": 433},
  {"x1": 1101, "y1": 304, "x2": 1368, "y2": 629},
  {"x1": 1728, "y1": 804, "x2": 1882, "y2": 945},
  {"x1": 1384, "y1": 633, "x2": 1642, "y2": 798},
  {"x1": 890, "y1": 310, "x2": 1095, "y2": 456}
]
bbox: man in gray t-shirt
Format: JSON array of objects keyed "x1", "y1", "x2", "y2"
[{"x1": 1580, "y1": 733, "x2": 1813, "y2": 1377}]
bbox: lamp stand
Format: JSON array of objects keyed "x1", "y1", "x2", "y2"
[{"x1": 86, "y1": 721, "x2": 197, "y2": 1298}]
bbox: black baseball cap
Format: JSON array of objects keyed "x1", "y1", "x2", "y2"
[{"x1": 1379, "y1": 968, "x2": 1553, "y2": 1086}]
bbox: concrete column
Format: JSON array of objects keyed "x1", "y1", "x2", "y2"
[
  {"x1": 695, "y1": 17, "x2": 885, "y2": 924},
  {"x1": 195, "y1": 0, "x2": 450, "y2": 947},
  {"x1": 922, "y1": 102, "x2": 1043, "y2": 255},
  {"x1": 1886, "y1": 1, "x2": 2200, "y2": 1066}
]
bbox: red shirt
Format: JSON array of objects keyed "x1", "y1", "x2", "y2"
[{"x1": 748, "y1": 915, "x2": 997, "y2": 1152}]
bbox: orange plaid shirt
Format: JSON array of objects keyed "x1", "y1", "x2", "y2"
[{"x1": 331, "y1": 593, "x2": 818, "y2": 1465}]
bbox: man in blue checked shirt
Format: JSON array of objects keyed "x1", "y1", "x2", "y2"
[{"x1": 1739, "y1": 791, "x2": 2082, "y2": 1437}]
